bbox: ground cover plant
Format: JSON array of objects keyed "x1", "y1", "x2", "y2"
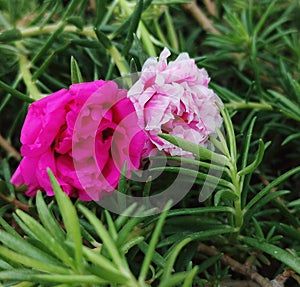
[{"x1": 0, "y1": 0, "x2": 300, "y2": 286}]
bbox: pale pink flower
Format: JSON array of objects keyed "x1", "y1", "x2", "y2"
[{"x1": 127, "y1": 47, "x2": 223, "y2": 156}]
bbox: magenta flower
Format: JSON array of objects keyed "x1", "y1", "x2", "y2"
[
  {"x1": 128, "y1": 48, "x2": 223, "y2": 156},
  {"x1": 11, "y1": 80, "x2": 147, "y2": 200}
]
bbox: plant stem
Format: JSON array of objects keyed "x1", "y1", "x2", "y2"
[
  {"x1": 219, "y1": 105, "x2": 244, "y2": 231},
  {"x1": 15, "y1": 42, "x2": 41, "y2": 100},
  {"x1": 100, "y1": 0, "x2": 119, "y2": 26},
  {"x1": 229, "y1": 164, "x2": 243, "y2": 230},
  {"x1": 0, "y1": 192, "x2": 30, "y2": 212},
  {"x1": 154, "y1": 19, "x2": 169, "y2": 46},
  {"x1": 118, "y1": 0, "x2": 156, "y2": 56},
  {"x1": 164, "y1": 9, "x2": 178, "y2": 51},
  {"x1": 109, "y1": 45, "x2": 129, "y2": 77},
  {"x1": 198, "y1": 243, "x2": 273, "y2": 287},
  {"x1": 21, "y1": 24, "x2": 95, "y2": 38},
  {"x1": 126, "y1": 275, "x2": 144, "y2": 287},
  {"x1": 0, "y1": 134, "x2": 21, "y2": 160},
  {"x1": 20, "y1": 24, "x2": 129, "y2": 77},
  {"x1": 138, "y1": 22, "x2": 157, "y2": 56},
  {"x1": 203, "y1": 0, "x2": 218, "y2": 17},
  {"x1": 225, "y1": 101, "x2": 273, "y2": 110},
  {"x1": 182, "y1": 0, "x2": 220, "y2": 35}
]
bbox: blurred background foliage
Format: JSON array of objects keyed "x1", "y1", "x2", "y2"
[{"x1": 0, "y1": 0, "x2": 300, "y2": 286}]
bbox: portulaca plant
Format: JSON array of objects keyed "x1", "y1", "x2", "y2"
[{"x1": 0, "y1": 1, "x2": 300, "y2": 286}]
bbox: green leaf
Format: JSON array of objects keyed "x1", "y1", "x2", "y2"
[
  {"x1": 287, "y1": 198, "x2": 300, "y2": 207},
  {"x1": 189, "y1": 227, "x2": 237, "y2": 241},
  {"x1": 82, "y1": 246, "x2": 129, "y2": 284},
  {"x1": 268, "y1": 89, "x2": 300, "y2": 118},
  {"x1": 244, "y1": 166, "x2": 300, "y2": 211},
  {"x1": 0, "y1": 258, "x2": 13, "y2": 270},
  {"x1": 130, "y1": 57, "x2": 139, "y2": 73},
  {"x1": 47, "y1": 168, "x2": 83, "y2": 271},
  {"x1": 70, "y1": 56, "x2": 83, "y2": 84},
  {"x1": 214, "y1": 189, "x2": 239, "y2": 206},
  {"x1": 1, "y1": 158, "x2": 14, "y2": 196},
  {"x1": 130, "y1": 58, "x2": 139, "y2": 85},
  {"x1": 121, "y1": 236, "x2": 145, "y2": 254},
  {"x1": 0, "y1": 179, "x2": 10, "y2": 197},
  {"x1": 149, "y1": 166, "x2": 233, "y2": 190},
  {"x1": 15, "y1": 209, "x2": 74, "y2": 268},
  {"x1": 240, "y1": 116, "x2": 257, "y2": 171},
  {"x1": 158, "y1": 270, "x2": 196, "y2": 287},
  {"x1": 71, "y1": 39, "x2": 102, "y2": 48},
  {"x1": 12, "y1": 213, "x2": 39, "y2": 240},
  {"x1": 61, "y1": 0, "x2": 82, "y2": 21},
  {"x1": 133, "y1": 33, "x2": 149, "y2": 65},
  {"x1": 0, "y1": 216, "x2": 20, "y2": 237},
  {"x1": 66, "y1": 16, "x2": 84, "y2": 30},
  {"x1": 158, "y1": 133, "x2": 229, "y2": 166},
  {"x1": 32, "y1": 52, "x2": 55, "y2": 81},
  {"x1": 143, "y1": 175, "x2": 152, "y2": 197},
  {"x1": 257, "y1": 252, "x2": 271, "y2": 265},
  {"x1": 118, "y1": 161, "x2": 128, "y2": 195},
  {"x1": 279, "y1": 108, "x2": 300, "y2": 122},
  {"x1": 27, "y1": 0, "x2": 52, "y2": 26},
  {"x1": 0, "y1": 230, "x2": 60, "y2": 265},
  {"x1": 0, "y1": 270, "x2": 106, "y2": 284},
  {"x1": 38, "y1": 0, "x2": 60, "y2": 27},
  {"x1": 104, "y1": 210, "x2": 118, "y2": 241},
  {"x1": 216, "y1": 103, "x2": 237, "y2": 162},
  {"x1": 164, "y1": 8, "x2": 178, "y2": 50},
  {"x1": 114, "y1": 202, "x2": 139, "y2": 230},
  {"x1": 265, "y1": 226, "x2": 277, "y2": 241},
  {"x1": 160, "y1": 238, "x2": 192, "y2": 283},
  {"x1": 254, "y1": 0, "x2": 277, "y2": 34},
  {"x1": 198, "y1": 253, "x2": 223, "y2": 273},
  {"x1": 252, "y1": 217, "x2": 264, "y2": 239},
  {"x1": 151, "y1": 155, "x2": 226, "y2": 172},
  {"x1": 240, "y1": 116, "x2": 259, "y2": 207},
  {"x1": 238, "y1": 139, "x2": 265, "y2": 176},
  {"x1": 138, "y1": 241, "x2": 166, "y2": 269},
  {"x1": 139, "y1": 200, "x2": 172, "y2": 282},
  {"x1": 210, "y1": 82, "x2": 243, "y2": 102},
  {"x1": 94, "y1": 27, "x2": 112, "y2": 49},
  {"x1": 0, "y1": 246, "x2": 70, "y2": 274},
  {"x1": 116, "y1": 216, "x2": 144, "y2": 248},
  {"x1": 210, "y1": 129, "x2": 230, "y2": 156},
  {"x1": 146, "y1": 206, "x2": 233, "y2": 226},
  {"x1": 0, "y1": 29, "x2": 22, "y2": 42},
  {"x1": 275, "y1": 223, "x2": 300, "y2": 241},
  {"x1": 157, "y1": 232, "x2": 190, "y2": 248},
  {"x1": 0, "y1": 79, "x2": 34, "y2": 103},
  {"x1": 243, "y1": 190, "x2": 291, "y2": 225},
  {"x1": 260, "y1": 14, "x2": 290, "y2": 42},
  {"x1": 122, "y1": 0, "x2": 143, "y2": 56},
  {"x1": 110, "y1": 0, "x2": 153, "y2": 39},
  {"x1": 31, "y1": 23, "x2": 66, "y2": 65},
  {"x1": 78, "y1": 204, "x2": 125, "y2": 269},
  {"x1": 272, "y1": 200, "x2": 300, "y2": 227},
  {"x1": 242, "y1": 236, "x2": 300, "y2": 274},
  {"x1": 182, "y1": 266, "x2": 199, "y2": 287},
  {"x1": 152, "y1": 0, "x2": 191, "y2": 3},
  {"x1": 282, "y1": 132, "x2": 300, "y2": 145},
  {"x1": 36, "y1": 191, "x2": 65, "y2": 242}
]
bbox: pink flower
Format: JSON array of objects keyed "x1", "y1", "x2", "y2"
[
  {"x1": 11, "y1": 80, "x2": 147, "y2": 200},
  {"x1": 127, "y1": 48, "x2": 223, "y2": 156}
]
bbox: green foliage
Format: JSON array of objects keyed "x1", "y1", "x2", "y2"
[
  {"x1": 0, "y1": 170, "x2": 199, "y2": 286},
  {"x1": 0, "y1": 0, "x2": 300, "y2": 286}
]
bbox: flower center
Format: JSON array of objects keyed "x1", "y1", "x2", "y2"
[{"x1": 102, "y1": 128, "x2": 114, "y2": 141}]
